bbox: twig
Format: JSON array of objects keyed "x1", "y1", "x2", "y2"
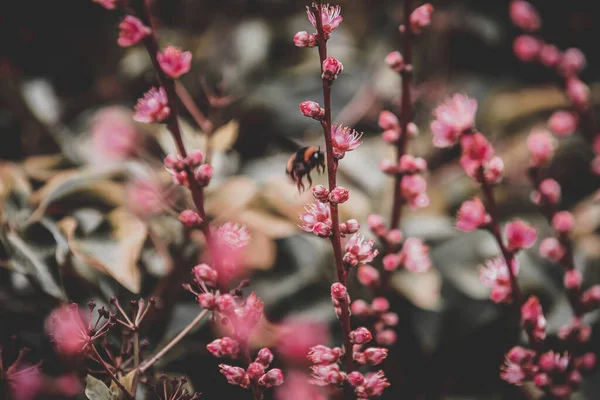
[{"x1": 90, "y1": 345, "x2": 134, "y2": 400}]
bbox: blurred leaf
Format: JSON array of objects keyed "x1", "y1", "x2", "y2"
[
  {"x1": 391, "y1": 269, "x2": 442, "y2": 311},
  {"x1": 85, "y1": 375, "x2": 114, "y2": 400},
  {"x1": 57, "y1": 208, "x2": 147, "y2": 293},
  {"x1": 210, "y1": 120, "x2": 239, "y2": 152},
  {"x1": 109, "y1": 370, "x2": 137, "y2": 400},
  {"x1": 22, "y1": 154, "x2": 66, "y2": 181},
  {"x1": 236, "y1": 208, "x2": 297, "y2": 239},
  {"x1": 205, "y1": 176, "x2": 258, "y2": 220}
]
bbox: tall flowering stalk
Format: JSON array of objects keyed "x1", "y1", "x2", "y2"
[{"x1": 296, "y1": 3, "x2": 390, "y2": 398}]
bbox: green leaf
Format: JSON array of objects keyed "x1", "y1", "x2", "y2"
[{"x1": 85, "y1": 375, "x2": 113, "y2": 400}]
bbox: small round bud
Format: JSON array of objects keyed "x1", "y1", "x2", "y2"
[
  {"x1": 349, "y1": 327, "x2": 372, "y2": 344},
  {"x1": 357, "y1": 265, "x2": 379, "y2": 286},
  {"x1": 385, "y1": 51, "x2": 404, "y2": 73},
  {"x1": 564, "y1": 270, "x2": 582, "y2": 290},
  {"x1": 294, "y1": 31, "x2": 316, "y2": 48},
  {"x1": 179, "y1": 210, "x2": 202, "y2": 229},
  {"x1": 371, "y1": 297, "x2": 389, "y2": 312},
  {"x1": 382, "y1": 253, "x2": 400, "y2": 271},
  {"x1": 184, "y1": 150, "x2": 204, "y2": 168},
  {"x1": 313, "y1": 222, "x2": 332, "y2": 238},
  {"x1": 322, "y1": 57, "x2": 344, "y2": 82},
  {"x1": 328, "y1": 187, "x2": 349, "y2": 204},
  {"x1": 347, "y1": 371, "x2": 365, "y2": 387},
  {"x1": 378, "y1": 111, "x2": 399, "y2": 131},
  {"x1": 552, "y1": 211, "x2": 573, "y2": 233},
  {"x1": 195, "y1": 164, "x2": 214, "y2": 186},
  {"x1": 198, "y1": 292, "x2": 216, "y2": 309},
  {"x1": 330, "y1": 283, "x2": 348, "y2": 301},
  {"x1": 300, "y1": 101, "x2": 325, "y2": 121}
]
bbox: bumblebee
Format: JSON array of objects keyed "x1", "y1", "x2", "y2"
[{"x1": 285, "y1": 146, "x2": 325, "y2": 192}]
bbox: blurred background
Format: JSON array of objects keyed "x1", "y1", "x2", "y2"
[{"x1": 1, "y1": 0, "x2": 599, "y2": 399}]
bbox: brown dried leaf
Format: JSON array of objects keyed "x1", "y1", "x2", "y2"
[
  {"x1": 204, "y1": 176, "x2": 258, "y2": 220},
  {"x1": 210, "y1": 120, "x2": 239, "y2": 152},
  {"x1": 391, "y1": 269, "x2": 442, "y2": 311},
  {"x1": 235, "y1": 208, "x2": 297, "y2": 239},
  {"x1": 22, "y1": 154, "x2": 66, "y2": 181}
]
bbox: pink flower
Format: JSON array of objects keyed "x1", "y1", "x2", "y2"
[
  {"x1": 566, "y1": 77, "x2": 590, "y2": 108},
  {"x1": 179, "y1": 210, "x2": 202, "y2": 229},
  {"x1": 192, "y1": 263, "x2": 218, "y2": 287},
  {"x1": 355, "y1": 347, "x2": 388, "y2": 366},
  {"x1": 340, "y1": 219, "x2": 360, "y2": 237},
  {"x1": 509, "y1": 0, "x2": 540, "y2": 32},
  {"x1": 322, "y1": 57, "x2": 343, "y2": 81},
  {"x1": 343, "y1": 234, "x2": 379, "y2": 267},
  {"x1": 382, "y1": 253, "x2": 400, "y2": 272},
  {"x1": 349, "y1": 327, "x2": 373, "y2": 344},
  {"x1": 505, "y1": 220, "x2": 537, "y2": 252},
  {"x1": 215, "y1": 222, "x2": 251, "y2": 249},
  {"x1": 539, "y1": 44, "x2": 561, "y2": 68},
  {"x1": 331, "y1": 124, "x2": 363, "y2": 159},
  {"x1": 367, "y1": 214, "x2": 386, "y2": 237},
  {"x1": 300, "y1": 201, "x2": 332, "y2": 237},
  {"x1": 479, "y1": 257, "x2": 519, "y2": 304},
  {"x1": 306, "y1": 4, "x2": 343, "y2": 39},
  {"x1": 90, "y1": 106, "x2": 141, "y2": 163},
  {"x1": 92, "y1": 0, "x2": 117, "y2": 9},
  {"x1": 328, "y1": 186, "x2": 349, "y2": 204},
  {"x1": 552, "y1": 211, "x2": 573, "y2": 233},
  {"x1": 564, "y1": 270, "x2": 582, "y2": 290},
  {"x1": 385, "y1": 51, "x2": 404, "y2": 72},
  {"x1": 293, "y1": 31, "x2": 317, "y2": 48},
  {"x1": 7, "y1": 363, "x2": 44, "y2": 400},
  {"x1": 355, "y1": 371, "x2": 390, "y2": 398},
  {"x1": 527, "y1": 129, "x2": 555, "y2": 166},
  {"x1": 376, "y1": 329, "x2": 397, "y2": 346},
  {"x1": 532, "y1": 178, "x2": 561, "y2": 206},
  {"x1": 513, "y1": 35, "x2": 541, "y2": 62},
  {"x1": 398, "y1": 155, "x2": 427, "y2": 174},
  {"x1": 45, "y1": 305, "x2": 92, "y2": 356},
  {"x1": 157, "y1": 46, "x2": 192, "y2": 79},
  {"x1": 548, "y1": 111, "x2": 578, "y2": 137},
  {"x1": 501, "y1": 359, "x2": 527, "y2": 385},
  {"x1": 521, "y1": 296, "x2": 547, "y2": 342},
  {"x1": 431, "y1": 94, "x2": 478, "y2": 148},
  {"x1": 378, "y1": 111, "x2": 399, "y2": 131},
  {"x1": 258, "y1": 369, "x2": 284, "y2": 388},
  {"x1": 125, "y1": 179, "x2": 165, "y2": 217},
  {"x1": 247, "y1": 362, "x2": 266, "y2": 380},
  {"x1": 559, "y1": 48, "x2": 586, "y2": 77},
  {"x1": 300, "y1": 101, "x2": 325, "y2": 120},
  {"x1": 310, "y1": 363, "x2": 346, "y2": 386},
  {"x1": 133, "y1": 87, "x2": 170, "y2": 124},
  {"x1": 219, "y1": 364, "x2": 251, "y2": 388},
  {"x1": 539, "y1": 237, "x2": 565, "y2": 262},
  {"x1": 206, "y1": 337, "x2": 240, "y2": 358},
  {"x1": 118, "y1": 16, "x2": 151, "y2": 47},
  {"x1": 277, "y1": 318, "x2": 328, "y2": 364},
  {"x1": 330, "y1": 282, "x2": 348, "y2": 301},
  {"x1": 409, "y1": 4, "x2": 434, "y2": 34},
  {"x1": 399, "y1": 238, "x2": 431, "y2": 273},
  {"x1": 400, "y1": 174, "x2": 429, "y2": 209},
  {"x1": 460, "y1": 132, "x2": 494, "y2": 164},
  {"x1": 357, "y1": 265, "x2": 380, "y2": 286},
  {"x1": 456, "y1": 197, "x2": 490, "y2": 232},
  {"x1": 307, "y1": 345, "x2": 343, "y2": 365}
]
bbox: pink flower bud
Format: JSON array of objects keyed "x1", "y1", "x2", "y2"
[
  {"x1": 385, "y1": 229, "x2": 403, "y2": 245},
  {"x1": 456, "y1": 197, "x2": 490, "y2": 232},
  {"x1": 581, "y1": 285, "x2": 600, "y2": 311},
  {"x1": 134, "y1": 87, "x2": 170, "y2": 124},
  {"x1": 313, "y1": 222, "x2": 332, "y2": 238},
  {"x1": 349, "y1": 327, "x2": 372, "y2": 344},
  {"x1": 566, "y1": 78, "x2": 590, "y2": 108},
  {"x1": 247, "y1": 362, "x2": 266, "y2": 380},
  {"x1": 184, "y1": 150, "x2": 204, "y2": 168},
  {"x1": 367, "y1": 214, "x2": 386, "y2": 236},
  {"x1": 564, "y1": 270, "x2": 582, "y2": 290},
  {"x1": 521, "y1": 296, "x2": 547, "y2": 342},
  {"x1": 577, "y1": 353, "x2": 597, "y2": 371},
  {"x1": 371, "y1": 297, "x2": 389, "y2": 312},
  {"x1": 548, "y1": 111, "x2": 577, "y2": 137},
  {"x1": 507, "y1": 346, "x2": 535, "y2": 364},
  {"x1": 527, "y1": 129, "x2": 555, "y2": 165},
  {"x1": 219, "y1": 364, "x2": 250, "y2": 388},
  {"x1": 376, "y1": 329, "x2": 397, "y2": 346},
  {"x1": 343, "y1": 219, "x2": 360, "y2": 234},
  {"x1": 509, "y1": 0, "x2": 540, "y2": 32},
  {"x1": 357, "y1": 265, "x2": 380, "y2": 286},
  {"x1": 179, "y1": 210, "x2": 202, "y2": 229},
  {"x1": 513, "y1": 35, "x2": 541, "y2": 62},
  {"x1": 385, "y1": 51, "x2": 404, "y2": 72},
  {"x1": 537, "y1": 352, "x2": 556, "y2": 372},
  {"x1": 198, "y1": 292, "x2": 217, "y2": 310},
  {"x1": 195, "y1": 164, "x2": 214, "y2": 186},
  {"x1": 351, "y1": 300, "x2": 370, "y2": 316},
  {"x1": 216, "y1": 294, "x2": 235, "y2": 313},
  {"x1": 382, "y1": 253, "x2": 400, "y2": 272},
  {"x1": 398, "y1": 155, "x2": 427, "y2": 173},
  {"x1": 300, "y1": 101, "x2": 325, "y2": 120},
  {"x1": 192, "y1": 263, "x2": 218, "y2": 287},
  {"x1": 347, "y1": 371, "x2": 365, "y2": 387},
  {"x1": 255, "y1": 348, "x2": 274, "y2": 367},
  {"x1": 361, "y1": 347, "x2": 388, "y2": 365},
  {"x1": 378, "y1": 111, "x2": 399, "y2": 131},
  {"x1": 207, "y1": 337, "x2": 240, "y2": 358},
  {"x1": 538, "y1": 179, "x2": 561, "y2": 205},
  {"x1": 559, "y1": 48, "x2": 586, "y2": 77},
  {"x1": 505, "y1": 220, "x2": 537, "y2": 252},
  {"x1": 118, "y1": 16, "x2": 151, "y2": 47},
  {"x1": 539, "y1": 237, "x2": 565, "y2": 262},
  {"x1": 312, "y1": 185, "x2": 329, "y2": 201},
  {"x1": 407, "y1": 122, "x2": 419, "y2": 137},
  {"x1": 322, "y1": 57, "x2": 343, "y2": 81},
  {"x1": 534, "y1": 373, "x2": 551, "y2": 387},
  {"x1": 382, "y1": 129, "x2": 401, "y2": 144},
  {"x1": 164, "y1": 154, "x2": 185, "y2": 171},
  {"x1": 379, "y1": 160, "x2": 398, "y2": 175},
  {"x1": 330, "y1": 283, "x2": 348, "y2": 301},
  {"x1": 258, "y1": 369, "x2": 284, "y2": 388},
  {"x1": 294, "y1": 31, "x2": 316, "y2": 48},
  {"x1": 328, "y1": 186, "x2": 349, "y2": 204},
  {"x1": 552, "y1": 211, "x2": 573, "y2": 233},
  {"x1": 409, "y1": 3, "x2": 434, "y2": 34},
  {"x1": 157, "y1": 46, "x2": 192, "y2": 79},
  {"x1": 568, "y1": 370, "x2": 583, "y2": 386},
  {"x1": 484, "y1": 156, "x2": 505, "y2": 184},
  {"x1": 539, "y1": 44, "x2": 561, "y2": 68}
]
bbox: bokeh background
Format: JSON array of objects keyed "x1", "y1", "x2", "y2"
[{"x1": 1, "y1": 0, "x2": 600, "y2": 399}]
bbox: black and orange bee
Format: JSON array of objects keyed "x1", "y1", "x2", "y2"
[{"x1": 285, "y1": 146, "x2": 325, "y2": 192}]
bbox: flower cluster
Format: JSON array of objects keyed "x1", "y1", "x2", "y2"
[
  {"x1": 351, "y1": 297, "x2": 399, "y2": 346},
  {"x1": 219, "y1": 349, "x2": 283, "y2": 389},
  {"x1": 163, "y1": 150, "x2": 213, "y2": 190},
  {"x1": 294, "y1": 3, "x2": 343, "y2": 46},
  {"x1": 479, "y1": 257, "x2": 520, "y2": 304}
]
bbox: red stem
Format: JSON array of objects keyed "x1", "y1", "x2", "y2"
[{"x1": 312, "y1": 1, "x2": 356, "y2": 380}]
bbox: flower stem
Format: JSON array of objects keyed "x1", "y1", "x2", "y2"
[
  {"x1": 312, "y1": 0, "x2": 356, "y2": 380},
  {"x1": 90, "y1": 345, "x2": 134, "y2": 400},
  {"x1": 138, "y1": 309, "x2": 209, "y2": 374}
]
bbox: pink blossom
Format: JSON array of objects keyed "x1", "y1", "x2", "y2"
[
  {"x1": 349, "y1": 327, "x2": 372, "y2": 344},
  {"x1": 505, "y1": 220, "x2": 537, "y2": 252},
  {"x1": 376, "y1": 329, "x2": 397, "y2": 346},
  {"x1": 355, "y1": 371, "x2": 390, "y2": 398},
  {"x1": 277, "y1": 318, "x2": 328, "y2": 364},
  {"x1": 513, "y1": 35, "x2": 541, "y2": 62},
  {"x1": 430, "y1": 94, "x2": 478, "y2": 147},
  {"x1": 340, "y1": 219, "x2": 360, "y2": 237},
  {"x1": 133, "y1": 87, "x2": 170, "y2": 124},
  {"x1": 501, "y1": 359, "x2": 527, "y2": 385},
  {"x1": 409, "y1": 4, "x2": 434, "y2": 34},
  {"x1": 312, "y1": 185, "x2": 329, "y2": 202},
  {"x1": 460, "y1": 132, "x2": 494, "y2": 164},
  {"x1": 310, "y1": 363, "x2": 346, "y2": 387},
  {"x1": 564, "y1": 270, "x2": 582, "y2": 290},
  {"x1": 322, "y1": 57, "x2": 343, "y2": 81},
  {"x1": 255, "y1": 348, "x2": 274, "y2": 367},
  {"x1": 400, "y1": 174, "x2": 429, "y2": 209},
  {"x1": 456, "y1": 197, "x2": 490, "y2": 232},
  {"x1": 509, "y1": 0, "x2": 540, "y2": 32},
  {"x1": 479, "y1": 257, "x2": 519, "y2": 304},
  {"x1": 328, "y1": 186, "x2": 349, "y2": 204},
  {"x1": 125, "y1": 179, "x2": 165, "y2": 217},
  {"x1": 331, "y1": 124, "x2": 363, "y2": 159},
  {"x1": 385, "y1": 51, "x2": 404, "y2": 72},
  {"x1": 382, "y1": 129, "x2": 400, "y2": 144},
  {"x1": 539, "y1": 44, "x2": 562, "y2": 68},
  {"x1": 382, "y1": 253, "x2": 400, "y2": 272},
  {"x1": 483, "y1": 156, "x2": 505, "y2": 184},
  {"x1": 219, "y1": 364, "x2": 251, "y2": 388},
  {"x1": 330, "y1": 282, "x2": 348, "y2": 301},
  {"x1": 552, "y1": 211, "x2": 573, "y2": 233},
  {"x1": 215, "y1": 222, "x2": 251, "y2": 249},
  {"x1": 507, "y1": 346, "x2": 536, "y2": 364},
  {"x1": 192, "y1": 263, "x2": 218, "y2": 287},
  {"x1": 91, "y1": 106, "x2": 141, "y2": 163},
  {"x1": 343, "y1": 233, "x2": 379, "y2": 267},
  {"x1": 548, "y1": 111, "x2": 578, "y2": 137},
  {"x1": 236, "y1": 292, "x2": 264, "y2": 336},
  {"x1": 246, "y1": 363, "x2": 265, "y2": 382},
  {"x1": 399, "y1": 238, "x2": 431, "y2": 273},
  {"x1": 354, "y1": 347, "x2": 388, "y2": 366},
  {"x1": 385, "y1": 229, "x2": 403, "y2": 245},
  {"x1": 258, "y1": 369, "x2": 284, "y2": 388},
  {"x1": 566, "y1": 77, "x2": 590, "y2": 108},
  {"x1": 54, "y1": 373, "x2": 82, "y2": 397},
  {"x1": 179, "y1": 210, "x2": 202, "y2": 229},
  {"x1": 216, "y1": 294, "x2": 235, "y2": 313},
  {"x1": 532, "y1": 179, "x2": 561, "y2": 205},
  {"x1": 367, "y1": 214, "x2": 386, "y2": 237},
  {"x1": 539, "y1": 237, "x2": 565, "y2": 262},
  {"x1": 294, "y1": 31, "x2": 317, "y2": 48},
  {"x1": 157, "y1": 46, "x2": 192, "y2": 79},
  {"x1": 300, "y1": 201, "x2": 332, "y2": 237},
  {"x1": 306, "y1": 4, "x2": 343, "y2": 39},
  {"x1": 92, "y1": 0, "x2": 117, "y2": 9},
  {"x1": 7, "y1": 364, "x2": 44, "y2": 400},
  {"x1": 527, "y1": 128, "x2": 555, "y2": 165},
  {"x1": 521, "y1": 296, "x2": 547, "y2": 342},
  {"x1": 118, "y1": 16, "x2": 151, "y2": 47},
  {"x1": 351, "y1": 300, "x2": 370, "y2": 317},
  {"x1": 581, "y1": 285, "x2": 600, "y2": 311},
  {"x1": 307, "y1": 345, "x2": 343, "y2": 365},
  {"x1": 357, "y1": 265, "x2": 380, "y2": 286},
  {"x1": 300, "y1": 101, "x2": 325, "y2": 120},
  {"x1": 45, "y1": 305, "x2": 108, "y2": 357},
  {"x1": 559, "y1": 48, "x2": 586, "y2": 77},
  {"x1": 378, "y1": 111, "x2": 399, "y2": 131},
  {"x1": 206, "y1": 337, "x2": 240, "y2": 358},
  {"x1": 398, "y1": 155, "x2": 427, "y2": 174},
  {"x1": 347, "y1": 371, "x2": 365, "y2": 387}
]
